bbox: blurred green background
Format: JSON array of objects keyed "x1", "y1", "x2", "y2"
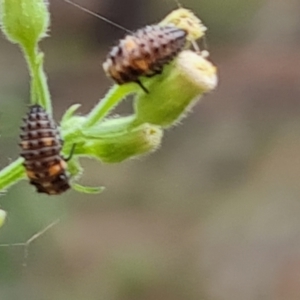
[{"x1": 1, "y1": 0, "x2": 300, "y2": 299}]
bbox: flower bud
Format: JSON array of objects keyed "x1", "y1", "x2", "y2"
[
  {"x1": 133, "y1": 50, "x2": 218, "y2": 128},
  {"x1": 81, "y1": 123, "x2": 163, "y2": 163},
  {"x1": 1, "y1": 0, "x2": 50, "y2": 49},
  {"x1": 0, "y1": 209, "x2": 7, "y2": 228},
  {"x1": 160, "y1": 8, "x2": 207, "y2": 43}
]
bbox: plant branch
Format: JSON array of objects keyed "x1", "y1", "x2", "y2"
[
  {"x1": 84, "y1": 84, "x2": 137, "y2": 128},
  {"x1": 23, "y1": 45, "x2": 52, "y2": 114},
  {"x1": 0, "y1": 158, "x2": 26, "y2": 192}
]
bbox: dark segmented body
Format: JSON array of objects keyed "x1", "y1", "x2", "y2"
[
  {"x1": 19, "y1": 105, "x2": 70, "y2": 195},
  {"x1": 103, "y1": 25, "x2": 187, "y2": 91}
]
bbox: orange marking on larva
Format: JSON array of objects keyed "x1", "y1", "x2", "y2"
[
  {"x1": 123, "y1": 38, "x2": 137, "y2": 52},
  {"x1": 41, "y1": 137, "x2": 54, "y2": 147},
  {"x1": 60, "y1": 160, "x2": 67, "y2": 169},
  {"x1": 133, "y1": 59, "x2": 149, "y2": 71},
  {"x1": 48, "y1": 163, "x2": 63, "y2": 177},
  {"x1": 110, "y1": 67, "x2": 123, "y2": 84},
  {"x1": 41, "y1": 181, "x2": 52, "y2": 188},
  {"x1": 26, "y1": 170, "x2": 37, "y2": 180},
  {"x1": 20, "y1": 141, "x2": 30, "y2": 150}
]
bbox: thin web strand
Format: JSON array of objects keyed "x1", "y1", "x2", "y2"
[
  {"x1": 0, "y1": 219, "x2": 60, "y2": 267},
  {"x1": 62, "y1": 0, "x2": 132, "y2": 33}
]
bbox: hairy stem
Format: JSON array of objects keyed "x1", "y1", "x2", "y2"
[{"x1": 24, "y1": 45, "x2": 52, "y2": 114}]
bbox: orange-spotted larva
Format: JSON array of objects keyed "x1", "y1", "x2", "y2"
[
  {"x1": 19, "y1": 105, "x2": 71, "y2": 195},
  {"x1": 102, "y1": 25, "x2": 187, "y2": 92},
  {"x1": 63, "y1": 0, "x2": 208, "y2": 92}
]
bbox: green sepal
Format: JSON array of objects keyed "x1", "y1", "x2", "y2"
[
  {"x1": 61, "y1": 104, "x2": 82, "y2": 125},
  {"x1": 66, "y1": 156, "x2": 83, "y2": 179},
  {"x1": 61, "y1": 116, "x2": 86, "y2": 134},
  {"x1": 72, "y1": 183, "x2": 105, "y2": 195},
  {"x1": 82, "y1": 116, "x2": 135, "y2": 138}
]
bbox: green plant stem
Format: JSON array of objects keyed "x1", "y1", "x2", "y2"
[
  {"x1": 84, "y1": 83, "x2": 137, "y2": 128},
  {"x1": 0, "y1": 158, "x2": 26, "y2": 191},
  {"x1": 24, "y1": 45, "x2": 52, "y2": 114}
]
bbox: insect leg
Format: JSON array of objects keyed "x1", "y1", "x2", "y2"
[
  {"x1": 135, "y1": 79, "x2": 149, "y2": 93},
  {"x1": 65, "y1": 143, "x2": 77, "y2": 161}
]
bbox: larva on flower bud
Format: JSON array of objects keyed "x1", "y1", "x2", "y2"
[
  {"x1": 62, "y1": 0, "x2": 208, "y2": 92},
  {"x1": 103, "y1": 25, "x2": 187, "y2": 93}
]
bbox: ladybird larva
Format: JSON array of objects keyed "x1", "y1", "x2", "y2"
[
  {"x1": 19, "y1": 105, "x2": 70, "y2": 195},
  {"x1": 103, "y1": 25, "x2": 187, "y2": 92}
]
